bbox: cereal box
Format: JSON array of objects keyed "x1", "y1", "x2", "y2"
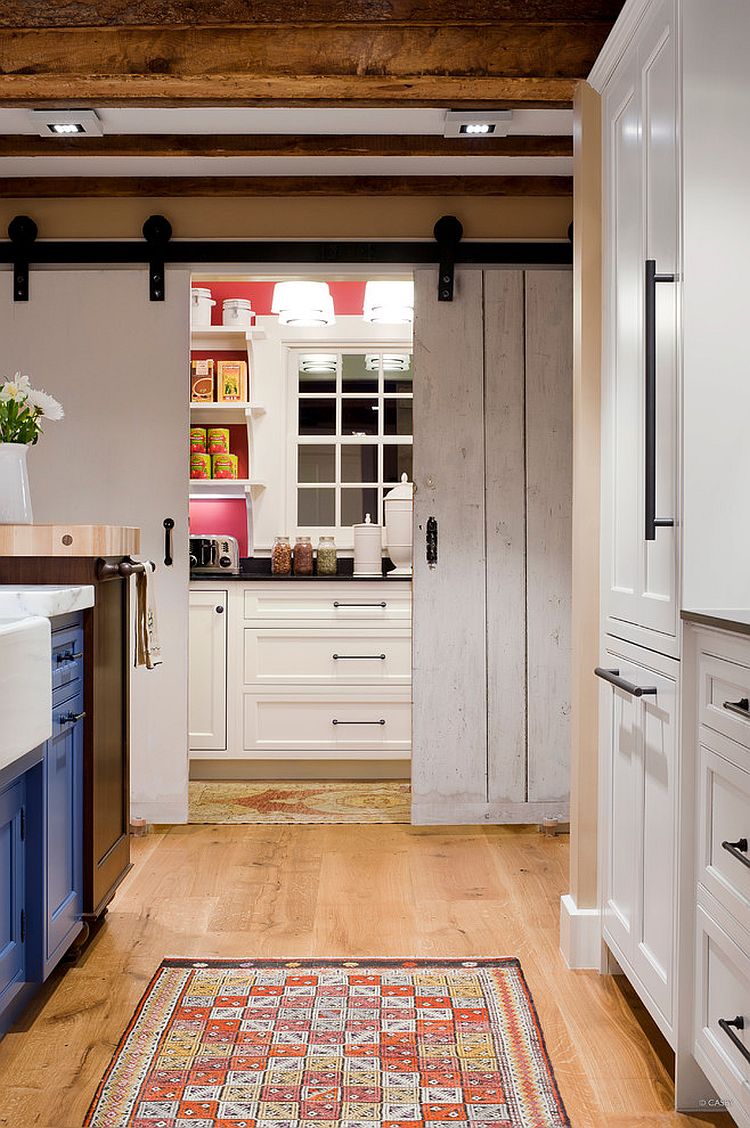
[
  {"x1": 216, "y1": 360, "x2": 247, "y2": 402},
  {"x1": 191, "y1": 358, "x2": 215, "y2": 402}
]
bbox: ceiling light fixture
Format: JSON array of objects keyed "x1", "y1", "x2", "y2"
[
  {"x1": 443, "y1": 110, "x2": 513, "y2": 138},
  {"x1": 29, "y1": 109, "x2": 104, "y2": 138},
  {"x1": 363, "y1": 281, "x2": 414, "y2": 325},
  {"x1": 272, "y1": 281, "x2": 335, "y2": 327},
  {"x1": 365, "y1": 354, "x2": 411, "y2": 372}
]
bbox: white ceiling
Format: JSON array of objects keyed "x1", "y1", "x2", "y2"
[{"x1": 0, "y1": 106, "x2": 573, "y2": 137}]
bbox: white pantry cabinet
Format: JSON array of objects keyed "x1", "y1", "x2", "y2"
[
  {"x1": 188, "y1": 589, "x2": 227, "y2": 751},
  {"x1": 598, "y1": 635, "x2": 679, "y2": 1041},
  {"x1": 597, "y1": 0, "x2": 680, "y2": 653}
]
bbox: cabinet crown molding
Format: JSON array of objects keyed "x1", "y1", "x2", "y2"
[{"x1": 588, "y1": 0, "x2": 656, "y2": 91}]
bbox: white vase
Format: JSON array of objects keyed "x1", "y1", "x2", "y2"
[{"x1": 0, "y1": 443, "x2": 33, "y2": 524}]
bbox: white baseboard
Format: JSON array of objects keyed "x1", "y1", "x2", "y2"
[
  {"x1": 560, "y1": 893, "x2": 601, "y2": 969},
  {"x1": 131, "y1": 796, "x2": 188, "y2": 825}
]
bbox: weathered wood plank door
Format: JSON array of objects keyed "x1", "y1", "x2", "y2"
[{"x1": 412, "y1": 267, "x2": 572, "y2": 824}]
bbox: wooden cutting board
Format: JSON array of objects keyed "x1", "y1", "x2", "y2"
[{"x1": 0, "y1": 524, "x2": 141, "y2": 557}]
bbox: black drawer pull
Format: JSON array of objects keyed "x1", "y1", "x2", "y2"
[
  {"x1": 56, "y1": 650, "x2": 83, "y2": 663},
  {"x1": 333, "y1": 601, "x2": 387, "y2": 609},
  {"x1": 724, "y1": 698, "x2": 750, "y2": 719},
  {"x1": 333, "y1": 654, "x2": 386, "y2": 661},
  {"x1": 719, "y1": 1016, "x2": 750, "y2": 1065},
  {"x1": 594, "y1": 667, "x2": 657, "y2": 698},
  {"x1": 332, "y1": 718, "x2": 386, "y2": 726},
  {"x1": 721, "y1": 837, "x2": 750, "y2": 869},
  {"x1": 59, "y1": 710, "x2": 86, "y2": 726},
  {"x1": 644, "y1": 259, "x2": 676, "y2": 540}
]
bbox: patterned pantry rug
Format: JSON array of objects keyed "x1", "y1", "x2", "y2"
[
  {"x1": 84, "y1": 958, "x2": 570, "y2": 1128},
  {"x1": 188, "y1": 781, "x2": 411, "y2": 825}
]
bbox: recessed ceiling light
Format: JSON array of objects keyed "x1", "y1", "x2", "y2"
[
  {"x1": 443, "y1": 110, "x2": 512, "y2": 138},
  {"x1": 29, "y1": 109, "x2": 104, "y2": 138}
]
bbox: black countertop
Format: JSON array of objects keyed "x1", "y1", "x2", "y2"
[
  {"x1": 681, "y1": 609, "x2": 750, "y2": 637},
  {"x1": 190, "y1": 557, "x2": 411, "y2": 582}
]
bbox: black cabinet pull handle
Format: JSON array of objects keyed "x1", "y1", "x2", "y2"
[
  {"x1": 59, "y1": 710, "x2": 86, "y2": 726},
  {"x1": 56, "y1": 650, "x2": 83, "y2": 663},
  {"x1": 724, "y1": 698, "x2": 750, "y2": 719},
  {"x1": 721, "y1": 837, "x2": 750, "y2": 869},
  {"x1": 719, "y1": 1016, "x2": 750, "y2": 1065},
  {"x1": 333, "y1": 601, "x2": 387, "y2": 608},
  {"x1": 332, "y1": 718, "x2": 386, "y2": 726},
  {"x1": 645, "y1": 259, "x2": 676, "y2": 541},
  {"x1": 594, "y1": 667, "x2": 657, "y2": 698},
  {"x1": 163, "y1": 517, "x2": 175, "y2": 567},
  {"x1": 333, "y1": 654, "x2": 386, "y2": 661},
  {"x1": 426, "y1": 515, "x2": 438, "y2": 568}
]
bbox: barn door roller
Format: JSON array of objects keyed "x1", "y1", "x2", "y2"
[
  {"x1": 143, "y1": 214, "x2": 172, "y2": 302},
  {"x1": 8, "y1": 215, "x2": 37, "y2": 302},
  {"x1": 433, "y1": 215, "x2": 464, "y2": 302}
]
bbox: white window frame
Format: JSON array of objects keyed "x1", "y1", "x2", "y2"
[{"x1": 286, "y1": 344, "x2": 413, "y2": 550}]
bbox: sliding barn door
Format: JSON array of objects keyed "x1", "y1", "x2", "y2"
[
  {"x1": 0, "y1": 269, "x2": 190, "y2": 824},
  {"x1": 412, "y1": 267, "x2": 572, "y2": 824}
]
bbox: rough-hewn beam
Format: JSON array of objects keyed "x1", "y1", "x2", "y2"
[
  {"x1": 0, "y1": 175, "x2": 573, "y2": 198},
  {"x1": 0, "y1": 134, "x2": 574, "y2": 159},
  {"x1": 0, "y1": 2, "x2": 626, "y2": 27},
  {"x1": 0, "y1": 24, "x2": 607, "y2": 106}
]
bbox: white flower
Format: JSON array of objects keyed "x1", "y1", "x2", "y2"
[
  {"x1": 25, "y1": 386, "x2": 64, "y2": 421},
  {"x1": 0, "y1": 373, "x2": 31, "y2": 404}
]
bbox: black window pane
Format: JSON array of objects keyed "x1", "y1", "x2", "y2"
[
  {"x1": 298, "y1": 488, "x2": 335, "y2": 526},
  {"x1": 342, "y1": 354, "x2": 378, "y2": 394},
  {"x1": 383, "y1": 355, "x2": 413, "y2": 393},
  {"x1": 299, "y1": 398, "x2": 336, "y2": 435},
  {"x1": 384, "y1": 398, "x2": 413, "y2": 436},
  {"x1": 341, "y1": 487, "x2": 379, "y2": 527},
  {"x1": 298, "y1": 444, "x2": 335, "y2": 483},
  {"x1": 383, "y1": 445, "x2": 413, "y2": 482},
  {"x1": 341, "y1": 444, "x2": 378, "y2": 483},
  {"x1": 342, "y1": 398, "x2": 379, "y2": 436}
]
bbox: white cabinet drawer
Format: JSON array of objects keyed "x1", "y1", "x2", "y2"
[
  {"x1": 699, "y1": 639, "x2": 750, "y2": 753},
  {"x1": 244, "y1": 628, "x2": 411, "y2": 686},
  {"x1": 694, "y1": 897, "x2": 750, "y2": 1126},
  {"x1": 243, "y1": 583, "x2": 411, "y2": 624},
  {"x1": 242, "y1": 691, "x2": 411, "y2": 757},
  {"x1": 699, "y1": 736, "x2": 750, "y2": 931}
]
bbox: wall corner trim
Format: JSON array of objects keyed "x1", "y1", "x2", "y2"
[
  {"x1": 560, "y1": 893, "x2": 601, "y2": 969},
  {"x1": 587, "y1": 0, "x2": 653, "y2": 91}
]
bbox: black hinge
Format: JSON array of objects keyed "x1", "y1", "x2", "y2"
[
  {"x1": 20, "y1": 807, "x2": 25, "y2": 841},
  {"x1": 20, "y1": 909, "x2": 25, "y2": 944}
]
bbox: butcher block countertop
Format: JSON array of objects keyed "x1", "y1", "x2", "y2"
[{"x1": 0, "y1": 524, "x2": 140, "y2": 557}]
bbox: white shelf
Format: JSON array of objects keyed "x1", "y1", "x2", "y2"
[
  {"x1": 190, "y1": 325, "x2": 266, "y2": 343},
  {"x1": 189, "y1": 479, "x2": 266, "y2": 499},
  {"x1": 190, "y1": 401, "x2": 266, "y2": 420}
]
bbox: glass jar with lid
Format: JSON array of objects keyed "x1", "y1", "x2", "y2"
[
  {"x1": 317, "y1": 535, "x2": 338, "y2": 575},
  {"x1": 271, "y1": 535, "x2": 292, "y2": 575},
  {"x1": 293, "y1": 535, "x2": 314, "y2": 575}
]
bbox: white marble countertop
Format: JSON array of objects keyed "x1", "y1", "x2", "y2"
[
  {"x1": 0, "y1": 584, "x2": 95, "y2": 620},
  {"x1": 0, "y1": 615, "x2": 52, "y2": 773}
]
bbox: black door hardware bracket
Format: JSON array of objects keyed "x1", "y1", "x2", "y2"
[
  {"x1": 8, "y1": 215, "x2": 38, "y2": 302},
  {"x1": 433, "y1": 215, "x2": 464, "y2": 302},
  {"x1": 143, "y1": 214, "x2": 172, "y2": 302}
]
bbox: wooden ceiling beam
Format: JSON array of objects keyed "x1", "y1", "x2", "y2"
[
  {"x1": 0, "y1": 24, "x2": 608, "y2": 106},
  {"x1": 0, "y1": 175, "x2": 573, "y2": 198},
  {"x1": 0, "y1": 2, "x2": 625, "y2": 27},
  {"x1": 0, "y1": 134, "x2": 573, "y2": 159}
]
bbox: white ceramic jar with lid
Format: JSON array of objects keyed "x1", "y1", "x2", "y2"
[
  {"x1": 384, "y1": 473, "x2": 414, "y2": 576},
  {"x1": 352, "y1": 514, "x2": 383, "y2": 577},
  {"x1": 222, "y1": 298, "x2": 254, "y2": 328},
  {"x1": 191, "y1": 287, "x2": 215, "y2": 327}
]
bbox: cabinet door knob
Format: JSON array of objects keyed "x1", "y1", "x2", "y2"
[{"x1": 215, "y1": 605, "x2": 225, "y2": 614}]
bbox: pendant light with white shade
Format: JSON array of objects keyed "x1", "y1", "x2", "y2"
[
  {"x1": 365, "y1": 354, "x2": 411, "y2": 372},
  {"x1": 363, "y1": 280, "x2": 414, "y2": 325},
  {"x1": 272, "y1": 281, "x2": 335, "y2": 327}
]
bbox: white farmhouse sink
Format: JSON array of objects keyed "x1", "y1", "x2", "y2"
[{"x1": 0, "y1": 616, "x2": 52, "y2": 773}]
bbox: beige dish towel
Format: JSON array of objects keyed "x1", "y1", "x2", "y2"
[{"x1": 135, "y1": 561, "x2": 162, "y2": 669}]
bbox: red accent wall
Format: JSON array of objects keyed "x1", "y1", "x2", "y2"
[
  {"x1": 189, "y1": 499, "x2": 248, "y2": 556},
  {"x1": 193, "y1": 279, "x2": 368, "y2": 322}
]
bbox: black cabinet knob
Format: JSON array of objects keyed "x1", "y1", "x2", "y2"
[{"x1": 215, "y1": 606, "x2": 225, "y2": 614}]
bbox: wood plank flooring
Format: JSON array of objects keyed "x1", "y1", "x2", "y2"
[{"x1": 0, "y1": 824, "x2": 733, "y2": 1127}]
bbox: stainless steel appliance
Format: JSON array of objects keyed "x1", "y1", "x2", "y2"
[{"x1": 190, "y1": 535, "x2": 240, "y2": 575}]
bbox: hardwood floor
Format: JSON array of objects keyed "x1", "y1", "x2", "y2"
[{"x1": 0, "y1": 824, "x2": 733, "y2": 1127}]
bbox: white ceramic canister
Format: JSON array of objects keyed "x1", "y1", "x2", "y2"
[
  {"x1": 384, "y1": 473, "x2": 414, "y2": 576},
  {"x1": 222, "y1": 298, "x2": 254, "y2": 328},
  {"x1": 191, "y1": 287, "x2": 215, "y2": 328},
  {"x1": 352, "y1": 513, "x2": 383, "y2": 576}
]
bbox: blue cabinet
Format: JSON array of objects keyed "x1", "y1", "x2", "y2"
[
  {"x1": 0, "y1": 779, "x2": 25, "y2": 1016},
  {"x1": 44, "y1": 689, "x2": 83, "y2": 977}
]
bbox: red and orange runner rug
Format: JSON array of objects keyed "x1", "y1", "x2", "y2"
[{"x1": 85, "y1": 958, "x2": 569, "y2": 1128}]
